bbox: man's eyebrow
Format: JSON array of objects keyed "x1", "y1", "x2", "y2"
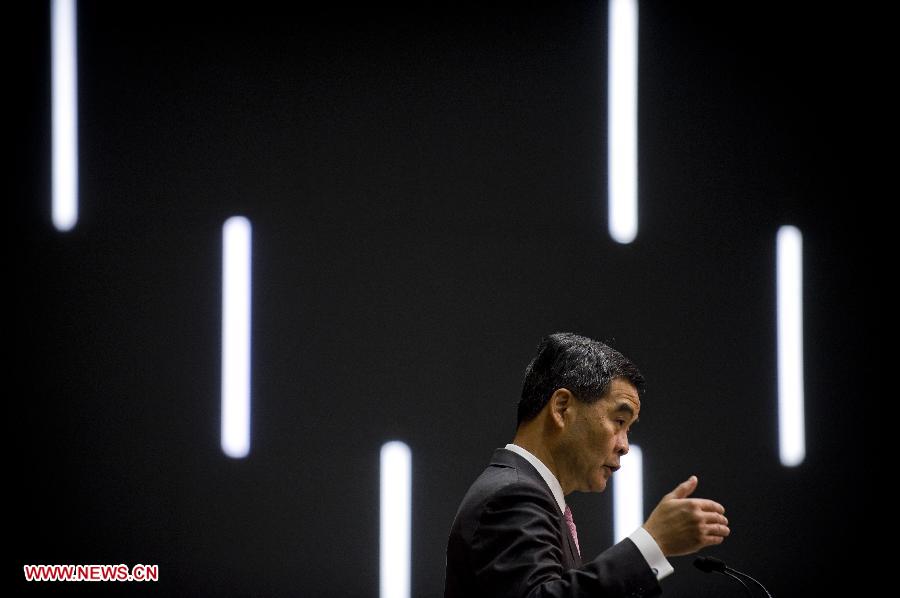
[{"x1": 613, "y1": 401, "x2": 639, "y2": 422}]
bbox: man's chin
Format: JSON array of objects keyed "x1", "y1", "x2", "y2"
[
  {"x1": 592, "y1": 467, "x2": 613, "y2": 492},
  {"x1": 591, "y1": 477, "x2": 608, "y2": 493}
]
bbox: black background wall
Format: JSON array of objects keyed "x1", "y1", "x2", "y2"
[{"x1": 13, "y1": 1, "x2": 871, "y2": 595}]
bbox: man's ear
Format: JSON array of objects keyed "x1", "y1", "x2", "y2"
[{"x1": 548, "y1": 388, "x2": 573, "y2": 429}]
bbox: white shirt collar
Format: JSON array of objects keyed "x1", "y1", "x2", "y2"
[{"x1": 504, "y1": 443, "x2": 566, "y2": 513}]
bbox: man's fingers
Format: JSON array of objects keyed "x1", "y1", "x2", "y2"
[
  {"x1": 704, "y1": 523, "x2": 731, "y2": 538},
  {"x1": 692, "y1": 498, "x2": 726, "y2": 514},
  {"x1": 701, "y1": 512, "x2": 728, "y2": 526},
  {"x1": 664, "y1": 475, "x2": 698, "y2": 500}
]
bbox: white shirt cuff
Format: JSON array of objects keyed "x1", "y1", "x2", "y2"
[{"x1": 628, "y1": 527, "x2": 674, "y2": 580}]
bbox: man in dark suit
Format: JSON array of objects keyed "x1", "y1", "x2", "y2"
[{"x1": 444, "y1": 333, "x2": 730, "y2": 597}]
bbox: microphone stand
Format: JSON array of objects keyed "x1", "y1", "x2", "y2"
[
  {"x1": 725, "y1": 564, "x2": 774, "y2": 598},
  {"x1": 719, "y1": 569, "x2": 754, "y2": 598},
  {"x1": 694, "y1": 556, "x2": 775, "y2": 598}
]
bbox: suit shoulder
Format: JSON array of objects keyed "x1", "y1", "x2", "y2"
[
  {"x1": 450, "y1": 463, "x2": 557, "y2": 538},
  {"x1": 467, "y1": 462, "x2": 552, "y2": 504}
]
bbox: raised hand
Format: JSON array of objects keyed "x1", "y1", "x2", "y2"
[{"x1": 643, "y1": 475, "x2": 730, "y2": 557}]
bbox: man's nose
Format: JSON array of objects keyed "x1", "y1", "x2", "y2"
[{"x1": 615, "y1": 432, "x2": 629, "y2": 456}]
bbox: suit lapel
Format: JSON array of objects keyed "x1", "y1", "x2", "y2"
[{"x1": 491, "y1": 449, "x2": 584, "y2": 568}]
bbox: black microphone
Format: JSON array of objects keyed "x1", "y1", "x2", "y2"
[
  {"x1": 694, "y1": 556, "x2": 726, "y2": 573},
  {"x1": 694, "y1": 557, "x2": 752, "y2": 597},
  {"x1": 694, "y1": 556, "x2": 774, "y2": 598}
]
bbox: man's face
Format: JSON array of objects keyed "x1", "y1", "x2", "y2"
[{"x1": 561, "y1": 378, "x2": 640, "y2": 493}]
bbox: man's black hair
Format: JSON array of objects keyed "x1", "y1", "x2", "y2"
[{"x1": 517, "y1": 332, "x2": 645, "y2": 425}]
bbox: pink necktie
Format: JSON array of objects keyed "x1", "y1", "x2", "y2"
[{"x1": 563, "y1": 505, "x2": 581, "y2": 557}]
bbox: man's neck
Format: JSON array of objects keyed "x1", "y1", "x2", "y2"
[{"x1": 510, "y1": 430, "x2": 568, "y2": 493}]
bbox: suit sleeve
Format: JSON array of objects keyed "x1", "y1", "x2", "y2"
[{"x1": 470, "y1": 481, "x2": 661, "y2": 598}]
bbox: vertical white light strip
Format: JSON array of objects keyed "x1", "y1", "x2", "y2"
[
  {"x1": 52, "y1": 0, "x2": 78, "y2": 232},
  {"x1": 380, "y1": 441, "x2": 411, "y2": 598},
  {"x1": 221, "y1": 216, "x2": 252, "y2": 459},
  {"x1": 608, "y1": 0, "x2": 638, "y2": 244},
  {"x1": 777, "y1": 225, "x2": 805, "y2": 467},
  {"x1": 613, "y1": 444, "x2": 643, "y2": 542}
]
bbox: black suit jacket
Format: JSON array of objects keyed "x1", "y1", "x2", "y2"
[{"x1": 444, "y1": 448, "x2": 662, "y2": 598}]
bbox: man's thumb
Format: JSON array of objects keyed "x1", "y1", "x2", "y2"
[{"x1": 665, "y1": 475, "x2": 698, "y2": 500}]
